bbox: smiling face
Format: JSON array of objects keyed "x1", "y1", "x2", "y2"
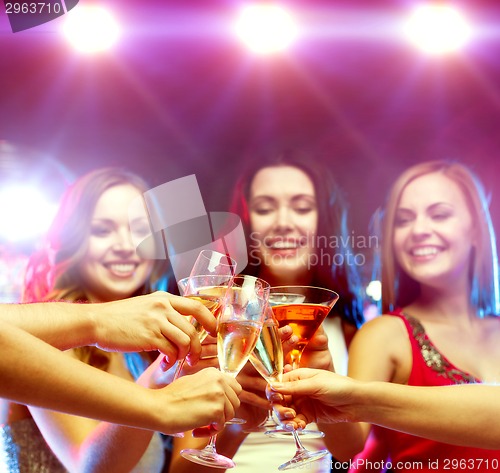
[
  {"x1": 76, "y1": 184, "x2": 154, "y2": 302},
  {"x1": 248, "y1": 165, "x2": 318, "y2": 284},
  {"x1": 393, "y1": 172, "x2": 475, "y2": 291}
]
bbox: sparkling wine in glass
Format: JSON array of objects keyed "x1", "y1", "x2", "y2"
[
  {"x1": 244, "y1": 306, "x2": 284, "y2": 433},
  {"x1": 180, "y1": 275, "x2": 270, "y2": 469},
  {"x1": 172, "y1": 275, "x2": 233, "y2": 380}
]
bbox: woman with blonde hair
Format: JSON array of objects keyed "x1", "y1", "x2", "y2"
[
  {"x1": 0, "y1": 167, "x2": 231, "y2": 473},
  {"x1": 313, "y1": 160, "x2": 500, "y2": 471}
]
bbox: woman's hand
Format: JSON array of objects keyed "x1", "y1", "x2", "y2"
[
  {"x1": 294, "y1": 325, "x2": 334, "y2": 371},
  {"x1": 268, "y1": 368, "x2": 357, "y2": 429},
  {"x1": 138, "y1": 336, "x2": 219, "y2": 389},
  {"x1": 94, "y1": 291, "x2": 217, "y2": 369},
  {"x1": 155, "y1": 367, "x2": 242, "y2": 434}
]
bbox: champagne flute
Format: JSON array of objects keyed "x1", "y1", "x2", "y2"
[
  {"x1": 168, "y1": 274, "x2": 233, "y2": 439},
  {"x1": 171, "y1": 248, "x2": 236, "y2": 380},
  {"x1": 172, "y1": 274, "x2": 232, "y2": 380},
  {"x1": 180, "y1": 275, "x2": 270, "y2": 469},
  {"x1": 244, "y1": 305, "x2": 284, "y2": 433},
  {"x1": 268, "y1": 285, "x2": 338, "y2": 471},
  {"x1": 189, "y1": 249, "x2": 237, "y2": 278}
]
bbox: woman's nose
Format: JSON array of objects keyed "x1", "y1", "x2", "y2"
[
  {"x1": 273, "y1": 206, "x2": 293, "y2": 232},
  {"x1": 411, "y1": 215, "x2": 432, "y2": 238},
  {"x1": 112, "y1": 229, "x2": 136, "y2": 252}
]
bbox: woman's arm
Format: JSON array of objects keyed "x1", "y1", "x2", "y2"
[
  {"x1": 27, "y1": 359, "x2": 241, "y2": 473},
  {"x1": 26, "y1": 337, "x2": 240, "y2": 473},
  {"x1": 1, "y1": 323, "x2": 240, "y2": 429},
  {"x1": 272, "y1": 369, "x2": 500, "y2": 450},
  {"x1": 0, "y1": 292, "x2": 217, "y2": 367}
]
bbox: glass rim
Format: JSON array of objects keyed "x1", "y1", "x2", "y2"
[
  {"x1": 269, "y1": 285, "x2": 339, "y2": 301},
  {"x1": 229, "y1": 274, "x2": 270, "y2": 288},
  {"x1": 178, "y1": 274, "x2": 234, "y2": 283},
  {"x1": 196, "y1": 249, "x2": 237, "y2": 265}
]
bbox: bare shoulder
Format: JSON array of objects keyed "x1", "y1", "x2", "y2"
[
  {"x1": 348, "y1": 315, "x2": 412, "y2": 383},
  {"x1": 352, "y1": 314, "x2": 407, "y2": 343}
]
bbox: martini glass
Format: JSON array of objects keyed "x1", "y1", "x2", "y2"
[{"x1": 268, "y1": 285, "x2": 338, "y2": 470}]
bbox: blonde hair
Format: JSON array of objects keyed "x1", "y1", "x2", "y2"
[
  {"x1": 381, "y1": 161, "x2": 499, "y2": 316},
  {"x1": 23, "y1": 167, "x2": 167, "y2": 369}
]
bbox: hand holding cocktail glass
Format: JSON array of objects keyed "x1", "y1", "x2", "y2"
[
  {"x1": 179, "y1": 275, "x2": 270, "y2": 468},
  {"x1": 172, "y1": 250, "x2": 237, "y2": 380},
  {"x1": 267, "y1": 285, "x2": 339, "y2": 471}
]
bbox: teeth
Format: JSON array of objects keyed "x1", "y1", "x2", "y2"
[
  {"x1": 271, "y1": 241, "x2": 298, "y2": 249},
  {"x1": 412, "y1": 247, "x2": 438, "y2": 257},
  {"x1": 108, "y1": 264, "x2": 136, "y2": 273}
]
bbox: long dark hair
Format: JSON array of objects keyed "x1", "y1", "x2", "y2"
[{"x1": 229, "y1": 149, "x2": 364, "y2": 327}]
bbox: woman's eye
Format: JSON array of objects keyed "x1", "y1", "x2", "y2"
[
  {"x1": 253, "y1": 208, "x2": 273, "y2": 215},
  {"x1": 394, "y1": 215, "x2": 412, "y2": 226},
  {"x1": 91, "y1": 226, "x2": 112, "y2": 237},
  {"x1": 431, "y1": 213, "x2": 450, "y2": 221},
  {"x1": 294, "y1": 207, "x2": 314, "y2": 215}
]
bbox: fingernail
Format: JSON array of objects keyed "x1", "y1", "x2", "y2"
[
  {"x1": 284, "y1": 411, "x2": 295, "y2": 419},
  {"x1": 160, "y1": 356, "x2": 169, "y2": 371},
  {"x1": 284, "y1": 423, "x2": 295, "y2": 431},
  {"x1": 269, "y1": 392, "x2": 282, "y2": 402}
]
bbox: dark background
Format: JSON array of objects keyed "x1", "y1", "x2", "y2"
[{"x1": 2, "y1": 0, "x2": 500, "y2": 247}]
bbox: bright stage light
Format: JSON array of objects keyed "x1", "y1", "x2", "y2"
[
  {"x1": 0, "y1": 186, "x2": 58, "y2": 242},
  {"x1": 62, "y1": 5, "x2": 120, "y2": 54},
  {"x1": 403, "y1": 4, "x2": 472, "y2": 55},
  {"x1": 366, "y1": 280, "x2": 382, "y2": 302},
  {"x1": 234, "y1": 4, "x2": 298, "y2": 54}
]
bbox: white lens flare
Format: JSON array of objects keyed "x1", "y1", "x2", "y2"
[
  {"x1": 62, "y1": 5, "x2": 120, "y2": 54},
  {"x1": 0, "y1": 186, "x2": 58, "y2": 242},
  {"x1": 404, "y1": 5, "x2": 472, "y2": 55},
  {"x1": 234, "y1": 4, "x2": 298, "y2": 55}
]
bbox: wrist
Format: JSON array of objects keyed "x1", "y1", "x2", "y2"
[
  {"x1": 81, "y1": 302, "x2": 101, "y2": 347},
  {"x1": 349, "y1": 380, "x2": 385, "y2": 424}
]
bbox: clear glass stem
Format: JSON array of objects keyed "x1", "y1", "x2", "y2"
[
  {"x1": 291, "y1": 429, "x2": 307, "y2": 454},
  {"x1": 173, "y1": 358, "x2": 186, "y2": 381},
  {"x1": 197, "y1": 434, "x2": 218, "y2": 459},
  {"x1": 205, "y1": 434, "x2": 218, "y2": 452},
  {"x1": 263, "y1": 409, "x2": 277, "y2": 427}
]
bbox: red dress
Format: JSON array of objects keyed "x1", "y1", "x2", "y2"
[{"x1": 366, "y1": 309, "x2": 500, "y2": 472}]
